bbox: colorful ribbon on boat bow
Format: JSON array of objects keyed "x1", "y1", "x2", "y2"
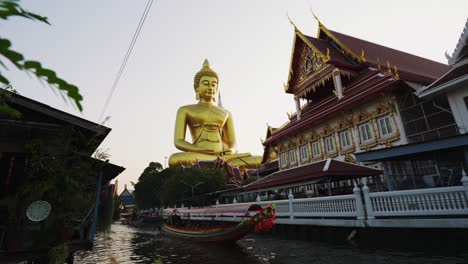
[{"x1": 246, "y1": 203, "x2": 276, "y2": 233}]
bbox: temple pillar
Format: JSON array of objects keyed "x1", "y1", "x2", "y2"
[
  {"x1": 332, "y1": 69, "x2": 343, "y2": 99},
  {"x1": 294, "y1": 96, "x2": 301, "y2": 120}
]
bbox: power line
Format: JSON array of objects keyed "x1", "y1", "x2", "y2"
[{"x1": 98, "y1": 0, "x2": 155, "y2": 123}]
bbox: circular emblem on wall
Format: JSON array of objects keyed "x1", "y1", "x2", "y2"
[{"x1": 26, "y1": 201, "x2": 52, "y2": 222}]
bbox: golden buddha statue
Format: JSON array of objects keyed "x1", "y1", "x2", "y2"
[{"x1": 168, "y1": 59, "x2": 261, "y2": 169}]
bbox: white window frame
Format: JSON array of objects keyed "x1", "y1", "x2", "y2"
[
  {"x1": 311, "y1": 141, "x2": 321, "y2": 158},
  {"x1": 358, "y1": 122, "x2": 374, "y2": 143},
  {"x1": 339, "y1": 130, "x2": 352, "y2": 149},
  {"x1": 324, "y1": 135, "x2": 336, "y2": 153},
  {"x1": 299, "y1": 144, "x2": 309, "y2": 161},
  {"x1": 377, "y1": 115, "x2": 395, "y2": 138},
  {"x1": 288, "y1": 149, "x2": 297, "y2": 165},
  {"x1": 280, "y1": 152, "x2": 288, "y2": 168}
]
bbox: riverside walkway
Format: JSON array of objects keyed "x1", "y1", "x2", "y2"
[{"x1": 164, "y1": 176, "x2": 468, "y2": 229}]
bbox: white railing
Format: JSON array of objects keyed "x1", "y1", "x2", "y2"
[
  {"x1": 163, "y1": 176, "x2": 468, "y2": 222},
  {"x1": 363, "y1": 176, "x2": 468, "y2": 219},
  {"x1": 165, "y1": 184, "x2": 364, "y2": 220},
  {"x1": 289, "y1": 195, "x2": 358, "y2": 218}
]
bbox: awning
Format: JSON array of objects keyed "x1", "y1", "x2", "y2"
[
  {"x1": 416, "y1": 63, "x2": 468, "y2": 99},
  {"x1": 243, "y1": 159, "x2": 382, "y2": 192},
  {"x1": 355, "y1": 133, "x2": 468, "y2": 162}
]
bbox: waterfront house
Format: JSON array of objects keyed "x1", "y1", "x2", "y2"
[
  {"x1": 119, "y1": 184, "x2": 136, "y2": 212},
  {"x1": 0, "y1": 91, "x2": 125, "y2": 263}
]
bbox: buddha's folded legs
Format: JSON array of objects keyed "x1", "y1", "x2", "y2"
[
  {"x1": 168, "y1": 152, "x2": 218, "y2": 167},
  {"x1": 169, "y1": 152, "x2": 262, "y2": 169}
]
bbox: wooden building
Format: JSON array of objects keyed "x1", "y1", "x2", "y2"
[{"x1": 0, "y1": 91, "x2": 125, "y2": 263}]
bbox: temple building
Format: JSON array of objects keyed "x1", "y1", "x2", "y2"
[
  {"x1": 241, "y1": 18, "x2": 452, "y2": 200},
  {"x1": 356, "y1": 18, "x2": 468, "y2": 190}
]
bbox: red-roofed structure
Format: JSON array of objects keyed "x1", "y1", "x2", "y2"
[
  {"x1": 244, "y1": 159, "x2": 381, "y2": 192},
  {"x1": 249, "y1": 18, "x2": 457, "y2": 200}
]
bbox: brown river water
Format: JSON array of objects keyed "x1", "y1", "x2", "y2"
[{"x1": 74, "y1": 223, "x2": 468, "y2": 264}]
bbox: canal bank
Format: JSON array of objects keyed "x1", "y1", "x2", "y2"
[{"x1": 75, "y1": 223, "x2": 468, "y2": 264}]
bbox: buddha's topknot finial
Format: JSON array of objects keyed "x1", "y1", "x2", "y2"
[{"x1": 203, "y1": 58, "x2": 210, "y2": 68}]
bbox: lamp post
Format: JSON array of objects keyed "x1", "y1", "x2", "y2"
[
  {"x1": 164, "y1": 156, "x2": 168, "y2": 168},
  {"x1": 178, "y1": 179, "x2": 204, "y2": 203}
]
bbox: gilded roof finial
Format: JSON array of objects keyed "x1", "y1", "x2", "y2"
[
  {"x1": 310, "y1": 9, "x2": 323, "y2": 26},
  {"x1": 325, "y1": 48, "x2": 331, "y2": 62},
  {"x1": 386, "y1": 61, "x2": 392, "y2": 75},
  {"x1": 361, "y1": 49, "x2": 366, "y2": 63},
  {"x1": 376, "y1": 57, "x2": 381, "y2": 70},
  {"x1": 287, "y1": 13, "x2": 298, "y2": 31},
  {"x1": 394, "y1": 66, "x2": 400, "y2": 79}
]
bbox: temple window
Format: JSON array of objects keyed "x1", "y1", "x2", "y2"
[
  {"x1": 359, "y1": 122, "x2": 374, "y2": 143},
  {"x1": 324, "y1": 136, "x2": 336, "y2": 153},
  {"x1": 339, "y1": 130, "x2": 352, "y2": 149},
  {"x1": 289, "y1": 149, "x2": 297, "y2": 165},
  {"x1": 311, "y1": 141, "x2": 321, "y2": 158},
  {"x1": 377, "y1": 115, "x2": 395, "y2": 137},
  {"x1": 299, "y1": 144, "x2": 309, "y2": 161},
  {"x1": 280, "y1": 152, "x2": 288, "y2": 168}
]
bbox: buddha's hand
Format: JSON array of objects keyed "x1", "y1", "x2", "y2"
[{"x1": 195, "y1": 146, "x2": 222, "y2": 155}]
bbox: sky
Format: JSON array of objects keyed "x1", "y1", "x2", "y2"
[{"x1": 2, "y1": 0, "x2": 467, "y2": 192}]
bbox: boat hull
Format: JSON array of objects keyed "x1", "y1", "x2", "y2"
[{"x1": 161, "y1": 223, "x2": 253, "y2": 243}]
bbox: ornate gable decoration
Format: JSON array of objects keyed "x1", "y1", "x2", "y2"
[
  {"x1": 297, "y1": 44, "x2": 326, "y2": 83},
  {"x1": 335, "y1": 118, "x2": 353, "y2": 131},
  {"x1": 355, "y1": 111, "x2": 373, "y2": 124},
  {"x1": 320, "y1": 126, "x2": 335, "y2": 137}
]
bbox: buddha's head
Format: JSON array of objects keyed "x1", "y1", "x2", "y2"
[{"x1": 194, "y1": 59, "x2": 219, "y2": 101}]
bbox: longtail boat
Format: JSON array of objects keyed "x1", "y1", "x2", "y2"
[{"x1": 161, "y1": 203, "x2": 276, "y2": 243}]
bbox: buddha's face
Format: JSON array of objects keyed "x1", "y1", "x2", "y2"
[{"x1": 197, "y1": 76, "x2": 218, "y2": 102}]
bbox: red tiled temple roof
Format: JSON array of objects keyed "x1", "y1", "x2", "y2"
[
  {"x1": 243, "y1": 159, "x2": 382, "y2": 191},
  {"x1": 325, "y1": 30, "x2": 449, "y2": 84},
  {"x1": 264, "y1": 69, "x2": 399, "y2": 145}
]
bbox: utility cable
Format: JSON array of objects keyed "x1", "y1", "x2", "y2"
[{"x1": 98, "y1": 0, "x2": 155, "y2": 123}]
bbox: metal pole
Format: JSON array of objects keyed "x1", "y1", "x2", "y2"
[{"x1": 90, "y1": 163, "x2": 106, "y2": 243}]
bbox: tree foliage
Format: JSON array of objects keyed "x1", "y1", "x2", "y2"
[
  {"x1": 0, "y1": 0, "x2": 83, "y2": 111},
  {"x1": 93, "y1": 147, "x2": 111, "y2": 161},
  {"x1": 160, "y1": 167, "x2": 226, "y2": 206},
  {"x1": 133, "y1": 162, "x2": 165, "y2": 209},
  {"x1": 0, "y1": 83, "x2": 20, "y2": 117},
  {"x1": 133, "y1": 163, "x2": 227, "y2": 208}
]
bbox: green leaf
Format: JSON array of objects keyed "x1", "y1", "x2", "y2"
[
  {"x1": 0, "y1": 73, "x2": 9, "y2": 84},
  {"x1": 0, "y1": 0, "x2": 49, "y2": 24},
  {"x1": 23, "y1": 60, "x2": 41, "y2": 69},
  {"x1": 0, "y1": 7, "x2": 83, "y2": 113},
  {"x1": 0, "y1": 39, "x2": 12, "y2": 49}
]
